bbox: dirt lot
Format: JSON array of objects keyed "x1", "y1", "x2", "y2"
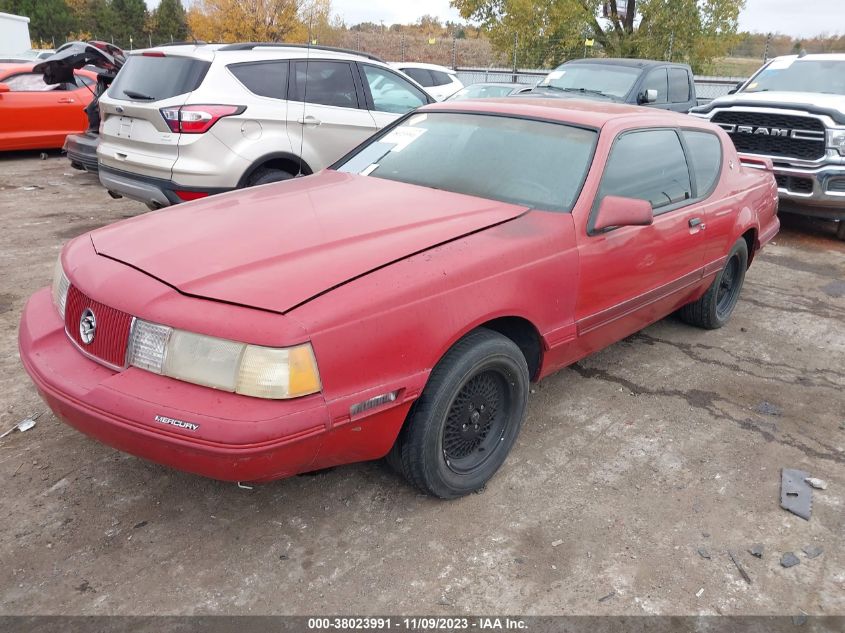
[{"x1": 0, "y1": 151, "x2": 843, "y2": 617}]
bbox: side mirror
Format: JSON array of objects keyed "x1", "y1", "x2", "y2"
[
  {"x1": 639, "y1": 88, "x2": 657, "y2": 104},
  {"x1": 593, "y1": 196, "x2": 653, "y2": 233},
  {"x1": 0, "y1": 83, "x2": 9, "y2": 94}
]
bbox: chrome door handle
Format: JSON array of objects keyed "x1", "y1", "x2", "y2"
[
  {"x1": 58, "y1": 97, "x2": 76, "y2": 104},
  {"x1": 298, "y1": 116, "x2": 322, "y2": 126},
  {"x1": 689, "y1": 217, "x2": 704, "y2": 229}
]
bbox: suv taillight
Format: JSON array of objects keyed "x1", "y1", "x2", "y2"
[{"x1": 160, "y1": 105, "x2": 245, "y2": 134}]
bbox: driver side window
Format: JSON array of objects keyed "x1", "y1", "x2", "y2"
[
  {"x1": 599, "y1": 129, "x2": 692, "y2": 212},
  {"x1": 362, "y1": 64, "x2": 427, "y2": 114}
]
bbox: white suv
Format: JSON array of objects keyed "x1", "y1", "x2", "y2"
[
  {"x1": 97, "y1": 43, "x2": 433, "y2": 209},
  {"x1": 390, "y1": 62, "x2": 464, "y2": 101}
]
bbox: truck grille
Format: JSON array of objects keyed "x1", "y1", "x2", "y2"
[
  {"x1": 775, "y1": 175, "x2": 814, "y2": 194},
  {"x1": 711, "y1": 111, "x2": 826, "y2": 161},
  {"x1": 65, "y1": 285, "x2": 133, "y2": 368}
]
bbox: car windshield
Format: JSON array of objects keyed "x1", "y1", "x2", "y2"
[
  {"x1": 537, "y1": 63, "x2": 640, "y2": 98},
  {"x1": 449, "y1": 84, "x2": 517, "y2": 100},
  {"x1": 336, "y1": 112, "x2": 597, "y2": 212},
  {"x1": 742, "y1": 58, "x2": 845, "y2": 95}
]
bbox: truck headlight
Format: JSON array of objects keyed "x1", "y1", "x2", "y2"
[
  {"x1": 828, "y1": 129, "x2": 845, "y2": 156},
  {"x1": 127, "y1": 319, "x2": 321, "y2": 399},
  {"x1": 51, "y1": 256, "x2": 70, "y2": 319}
]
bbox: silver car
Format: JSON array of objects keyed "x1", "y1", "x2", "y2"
[{"x1": 97, "y1": 43, "x2": 433, "y2": 209}]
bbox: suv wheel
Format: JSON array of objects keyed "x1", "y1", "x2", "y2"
[{"x1": 248, "y1": 167, "x2": 294, "y2": 187}]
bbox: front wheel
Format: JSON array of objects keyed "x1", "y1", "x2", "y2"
[
  {"x1": 389, "y1": 329, "x2": 529, "y2": 499},
  {"x1": 836, "y1": 220, "x2": 845, "y2": 241},
  {"x1": 679, "y1": 237, "x2": 748, "y2": 329},
  {"x1": 247, "y1": 167, "x2": 294, "y2": 187}
]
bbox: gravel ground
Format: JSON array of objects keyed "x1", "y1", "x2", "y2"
[{"x1": 0, "y1": 151, "x2": 843, "y2": 616}]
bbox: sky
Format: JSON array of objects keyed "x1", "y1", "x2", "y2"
[
  {"x1": 145, "y1": 1, "x2": 844, "y2": 39},
  {"x1": 328, "y1": 0, "x2": 842, "y2": 38}
]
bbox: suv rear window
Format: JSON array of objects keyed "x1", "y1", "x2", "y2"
[{"x1": 109, "y1": 55, "x2": 210, "y2": 102}]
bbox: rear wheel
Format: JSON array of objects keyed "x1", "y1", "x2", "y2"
[
  {"x1": 679, "y1": 237, "x2": 748, "y2": 329},
  {"x1": 247, "y1": 167, "x2": 294, "y2": 187},
  {"x1": 836, "y1": 220, "x2": 845, "y2": 241},
  {"x1": 389, "y1": 329, "x2": 529, "y2": 499}
]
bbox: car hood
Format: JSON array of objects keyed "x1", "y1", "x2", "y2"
[
  {"x1": 696, "y1": 91, "x2": 845, "y2": 122},
  {"x1": 90, "y1": 171, "x2": 528, "y2": 314}
]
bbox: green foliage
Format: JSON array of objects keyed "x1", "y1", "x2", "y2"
[
  {"x1": 151, "y1": 0, "x2": 188, "y2": 44},
  {"x1": 451, "y1": 0, "x2": 746, "y2": 72},
  {"x1": 111, "y1": 0, "x2": 147, "y2": 45},
  {"x1": 0, "y1": 0, "x2": 75, "y2": 44}
]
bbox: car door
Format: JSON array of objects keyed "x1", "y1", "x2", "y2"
[
  {"x1": 573, "y1": 128, "x2": 711, "y2": 351},
  {"x1": 358, "y1": 63, "x2": 430, "y2": 129},
  {"x1": 0, "y1": 72, "x2": 87, "y2": 149},
  {"x1": 668, "y1": 68, "x2": 694, "y2": 112},
  {"x1": 287, "y1": 59, "x2": 378, "y2": 172},
  {"x1": 639, "y1": 67, "x2": 670, "y2": 109}
]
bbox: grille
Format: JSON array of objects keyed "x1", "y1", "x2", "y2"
[
  {"x1": 774, "y1": 175, "x2": 814, "y2": 194},
  {"x1": 65, "y1": 285, "x2": 133, "y2": 368},
  {"x1": 712, "y1": 111, "x2": 825, "y2": 161},
  {"x1": 828, "y1": 178, "x2": 845, "y2": 193}
]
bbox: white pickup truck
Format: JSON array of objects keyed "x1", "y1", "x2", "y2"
[{"x1": 691, "y1": 53, "x2": 845, "y2": 240}]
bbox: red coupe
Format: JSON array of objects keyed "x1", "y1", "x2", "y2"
[{"x1": 19, "y1": 99, "x2": 779, "y2": 498}]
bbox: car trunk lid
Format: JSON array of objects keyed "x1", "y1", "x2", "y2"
[{"x1": 90, "y1": 171, "x2": 528, "y2": 314}]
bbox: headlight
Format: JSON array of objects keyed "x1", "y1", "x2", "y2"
[
  {"x1": 127, "y1": 319, "x2": 321, "y2": 399},
  {"x1": 51, "y1": 255, "x2": 70, "y2": 319},
  {"x1": 828, "y1": 129, "x2": 845, "y2": 156}
]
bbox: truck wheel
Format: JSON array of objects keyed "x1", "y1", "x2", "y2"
[
  {"x1": 389, "y1": 329, "x2": 529, "y2": 499},
  {"x1": 836, "y1": 221, "x2": 845, "y2": 241},
  {"x1": 679, "y1": 237, "x2": 748, "y2": 330},
  {"x1": 248, "y1": 167, "x2": 294, "y2": 187}
]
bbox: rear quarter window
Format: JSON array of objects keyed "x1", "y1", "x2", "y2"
[
  {"x1": 428, "y1": 70, "x2": 453, "y2": 86},
  {"x1": 682, "y1": 130, "x2": 722, "y2": 197},
  {"x1": 229, "y1": 61, "x2": 289, "y2": 99},
  {"x1": 109, "y1": 55, "x2": 210, "y2": 101},
  {"x1": 402, "y1": 67, "x2": 435, "y2": 87}
]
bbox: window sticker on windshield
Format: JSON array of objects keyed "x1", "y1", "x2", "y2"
[
  {"x1": 747, "y1": 82, "x2": 758, "y2": 90},
  {"x1": 541, "y1": 70, "x2": 564, "y2": 85},
  {"x1": 360, "y1": 163, "x2": 379, "y2": 176},
  {"x1": 767, "y1": 57, "x2": 795, "y2": 70},
  {"x1": 381, "y1": 126, "x2": 427, "y2": 153},
  {"x1": 408, "y1": 113, "x2": 427, "y2": 125}
]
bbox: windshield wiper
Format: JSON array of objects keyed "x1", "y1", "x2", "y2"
[
  {"x1": 539, "y1": 86, "x2": 614, "y2": 98},
  {"x1": 122, "y1": 89, "x2": 155, "y2": 100}
]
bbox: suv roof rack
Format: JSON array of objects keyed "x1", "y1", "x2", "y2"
[
  {"x1": 218, "y1": 42, "x2": 385, "y2": 63},
  {"x1": 155, "y1": 40, "x2": 208, "y2": 47}
]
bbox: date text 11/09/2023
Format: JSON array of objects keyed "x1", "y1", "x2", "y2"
[{"x1": 307, "y1": 617, "x2": 528, "y2": 630}]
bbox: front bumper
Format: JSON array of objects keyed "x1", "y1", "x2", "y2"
[
  {"x1": 64, "y1": 132, "x2": 99, "y2": 173},
  {"x1": 98, "y1": 166, "x2": 230, "y2": 209},
  {"x1": 771, "y1": 162, "x2": 845, "y2": 220},
  {"x1": 19, "y1": 287, "x2": 331, "y2": 482}
]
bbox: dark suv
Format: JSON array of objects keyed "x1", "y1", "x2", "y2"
[{"x1": 531, "y1": 58, "x2": 697, "y2": 113}]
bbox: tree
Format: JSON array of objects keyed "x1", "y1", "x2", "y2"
[
  {"x1": 111, "y1": 0, "x2": 148, "y2": 47},
  {"x1": 187, "y1": 0, "x2": 305, "y2": 43},
  {"x1": 0, "y1": 0, "x2": 75, "y2": 45},
  {"x1": 451, "y1": 0, "x2": 746, "y2": 71},
  {"x1": 152, "y1": 0, "x2": 188, "y2": 44}
]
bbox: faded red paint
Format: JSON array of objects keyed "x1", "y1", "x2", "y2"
[{"x1": 18, "y1": 99, "x2": 779, "y2": 482}]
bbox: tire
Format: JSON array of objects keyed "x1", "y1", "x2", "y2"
[
  {"x1": 836, "y1": 221, "x2": 845, "y2": 241},
  {"x1": 247, "y1": 167, "x2": 294, "y2": 187},
  {"x1": 679, "y1": 237, "x2": 748, "y2": 329},
  {"x1": 389, "y1": 328, "x2": 529, "y2": 499}
]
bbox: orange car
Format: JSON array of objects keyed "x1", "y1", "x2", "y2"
[{"x1": 0, "y1": 63, "x2": 97, "y2": 151}]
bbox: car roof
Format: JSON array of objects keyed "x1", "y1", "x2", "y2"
[
  {"x1": 420, "y1": 97, "x2": 704, "y2": 129},
  {"x1": 391, "y1": 61, "x2": 456, "y2": 73},
  {"x1": 563, "y1": 58, "x2": 691, "y2": 70},
  {"x1": 769, "y1": 53, "x2": 845, "y2": 62},
  {"x1": 131, "y1": 43, "x2": 386, "y2": 64}
]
